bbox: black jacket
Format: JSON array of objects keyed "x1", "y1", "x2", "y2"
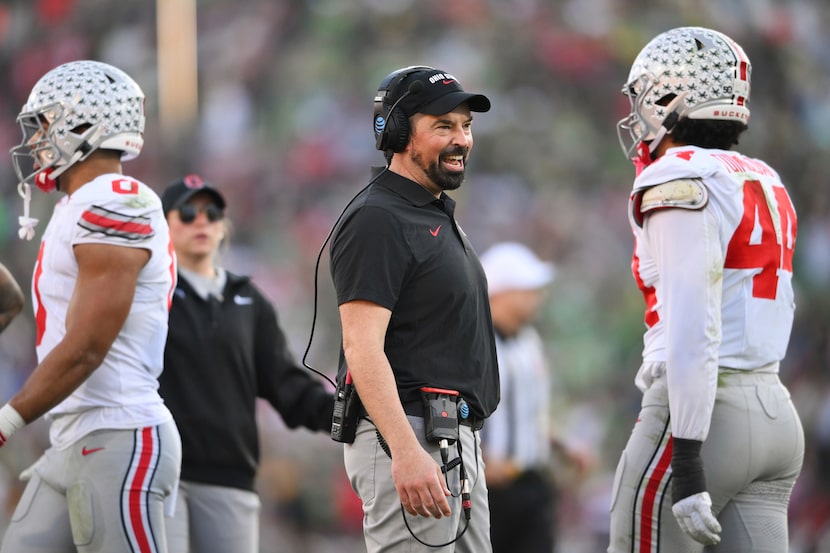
[{"x1": 159, "y1": 271, "x2": 334, "y2": 491}]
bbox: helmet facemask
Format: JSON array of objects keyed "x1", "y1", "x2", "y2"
[{"x1": 11, "y1": 102, "x2": 104, "y2": 194}]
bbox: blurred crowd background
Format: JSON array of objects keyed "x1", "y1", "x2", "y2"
[{"x1": 1, "y1": 0, "x2": 829, "y2": 552}]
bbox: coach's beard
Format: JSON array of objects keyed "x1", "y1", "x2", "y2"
[{"x1": 426, "y1": 146, "x2": 469, "y2": 191}]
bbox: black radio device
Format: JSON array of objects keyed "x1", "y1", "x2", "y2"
[
  {"x1": 331, "y1": 371, "x2": 360, "y2": 443},
  {"x1": 420, "y1": 387, "x2": 460, "y2": 444}
]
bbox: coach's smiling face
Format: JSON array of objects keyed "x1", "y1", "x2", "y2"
[{"x1": 400, "y1": 104, "x2": 474, "y2": 197}]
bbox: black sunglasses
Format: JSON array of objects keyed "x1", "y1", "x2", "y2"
[{"x1": 177, "y1": 204, "x2": 224, "y2": 224}]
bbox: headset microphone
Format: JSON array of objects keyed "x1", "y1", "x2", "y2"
[
  {"x1": 405, "y1": 79, "x2": 425, "y2": 96},
  {"x1": 375, "y1": 79, "x2": 425, "y2": 152}
]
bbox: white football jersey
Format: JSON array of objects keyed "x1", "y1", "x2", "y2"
[
  {"x1": 31, "y1": 174, "x2": 176, "y2": 449},
  {"x1": 628, "y1": 147, "x2": 796, "y2": 440}
]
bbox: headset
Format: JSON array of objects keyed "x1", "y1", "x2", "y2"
[{"x1": 373, "y1": 65, "x2": 433, "y2": 155}]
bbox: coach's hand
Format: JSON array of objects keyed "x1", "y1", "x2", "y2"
[
  {"x1": 671, "y1": 437, "x2": 721, "y2": 545},
  {"x1": 672, "y1": 491, "x2": 721, "y2": 545},
  {"x1": 392, "y1": 445, "x2": 451, "y2": 518}
]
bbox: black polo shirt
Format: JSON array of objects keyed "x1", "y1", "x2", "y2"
[{"x1": 330, "y1": 169, "x2": 499, "y2": 419}]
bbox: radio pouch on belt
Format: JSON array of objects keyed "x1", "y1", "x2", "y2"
[
  {"x1": 420, "y1": 387, "x2": 460, "y2": 444},
  {"x1": 331, "y1": 371, "x2": 361, "y2": 443}
]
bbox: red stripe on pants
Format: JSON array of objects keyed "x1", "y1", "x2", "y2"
[
  {"x1": 128, "y1": 427, "x2": 156, "y2": 553},
  {"x1": 639, "y1": 436, "x2": 673, "y2": 553}
]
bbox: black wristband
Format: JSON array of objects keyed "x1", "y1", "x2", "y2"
[{"x1": 671, "y1": 437, "x2": 706, "y2": 504}]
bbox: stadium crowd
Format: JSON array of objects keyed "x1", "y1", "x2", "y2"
[{"x1": 1, "y1": 0, "x2": 829, "y2": 551}]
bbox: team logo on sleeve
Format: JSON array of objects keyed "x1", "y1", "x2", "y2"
[{"x1": 79, "y1": 205, "x2": 155, "y2": 241}]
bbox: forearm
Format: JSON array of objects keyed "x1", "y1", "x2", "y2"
[
  {"x1": 273, "y1": 376, "x2": 334, "y2": 432},
  {"x1": 338, "y1": 300, "x2": 421, "y2": 455},
  {"x1": 9, "y1": 342, "x2": 102, "y2": 423},
  {"x1": 346, "y1": 349, "x2": 421, "y2": 456}
]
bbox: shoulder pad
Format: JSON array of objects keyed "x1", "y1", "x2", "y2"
[{"x1": 640, "y1": 179, "x2": 708, "y2": 215}]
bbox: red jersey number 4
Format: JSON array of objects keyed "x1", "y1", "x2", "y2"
[{"x1": 724, "y1": 179, "x2": 796, "y2": 300}]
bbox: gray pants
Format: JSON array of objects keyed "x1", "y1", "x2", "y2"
[
  {"x1": 164, "y1": 480, "x2": 261, "y2": 553},
  {"x1": 1, "y1": 422, "x2": 181, "y2": 553},
  {"x1": 608, "y1": 370, "x2": 804, "y2": 553},
  {"x1": 345, "y1": 415, "x2": 492, "y2": 553}
]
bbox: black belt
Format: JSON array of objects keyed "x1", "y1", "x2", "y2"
[{"x1": 359, "y1": 400, "x2": 484, "y2": 430}]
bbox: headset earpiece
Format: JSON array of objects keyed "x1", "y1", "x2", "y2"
[
  {"x1": 378, "y1": 107, "x2": 410, "y2": 153},
  {"x1": 374, "y1": 65, "x2": 434, "y2": 154}
]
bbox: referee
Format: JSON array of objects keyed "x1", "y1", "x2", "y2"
[
  {"x1": 479, "y1": 242, "x2": 559, "y2": 553},
  {"x1": 329, "y1": 65, "x2": 500, "y2": 552}
]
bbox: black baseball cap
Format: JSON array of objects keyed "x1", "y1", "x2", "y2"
[
  {"x1": 393, "y1": 67, "x2": 491, "y2": 117},
  {"x1": 161, "y1": 174, "x2": 226, "y2": 215}
]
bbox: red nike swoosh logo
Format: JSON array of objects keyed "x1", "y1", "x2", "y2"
[
  {"x1": 429, "y1": 225, "x2": 441, "y2": 237},
  {"x1": 82, "y1": 446, "x2": 105, "y2": 456},
  {"x1": 442, "y1": 79, "x2": 455, "y2": 85}
]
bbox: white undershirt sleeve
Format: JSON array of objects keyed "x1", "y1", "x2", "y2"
[{"x1": 644, "y1": 207, "x2": 722, "y2": 441}]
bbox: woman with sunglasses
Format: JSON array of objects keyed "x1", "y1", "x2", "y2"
[{"x1": 158, "y1": 174, "x2": 335, "y2": 553}]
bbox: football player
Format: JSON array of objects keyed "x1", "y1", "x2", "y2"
[
  {"x1": 609, "y1": 27, "x2": 804, "y2": 553},
  {"x1": 1, "y1": 60, "x2": 181, "y2": 553}
]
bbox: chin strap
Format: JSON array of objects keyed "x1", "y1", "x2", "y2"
[
  {"x1": 633, "y1": 124, "x2": 669, "y2": 176},
  {"x1": 633, "y1": 111, "x2": 680, "y2": 176},
  {"x1": 633, "y1": 141, "x2": 653, "y2": 176},
  {"x1": 17, "y1": 182, "x2": 39, "y2": 241}
]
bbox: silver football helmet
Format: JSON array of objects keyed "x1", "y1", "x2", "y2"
[
  {"x1": 617, "y1": 27, "x2": 751, "y2": 163},
  {"x1": 11, "y1": 60, "x2": 145, "y2": 193}
]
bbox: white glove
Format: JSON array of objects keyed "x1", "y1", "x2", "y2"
[{"x1": 671, "y1": 491, "x2": 722, "y2": 545}]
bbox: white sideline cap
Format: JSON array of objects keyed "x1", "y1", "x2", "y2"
[{"x1": 480, "y1": 242, "x2": 555, "y2": 296}]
